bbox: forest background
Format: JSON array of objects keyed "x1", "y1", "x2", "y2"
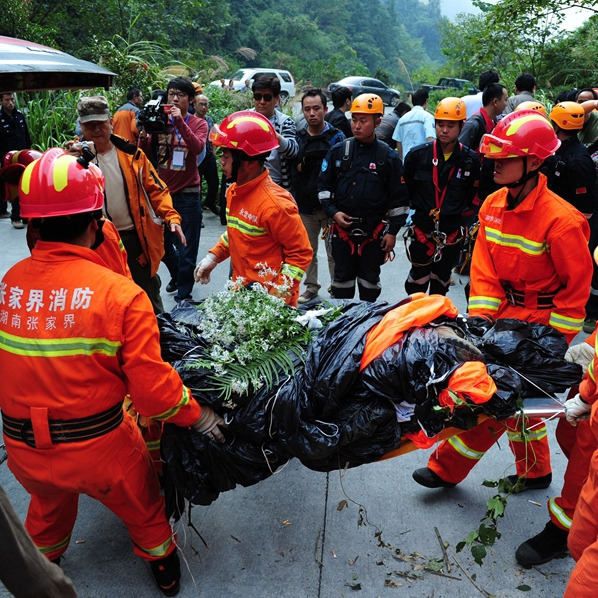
[{"x1": 1, "y1": 0, "x2": 598, "y2": 149}]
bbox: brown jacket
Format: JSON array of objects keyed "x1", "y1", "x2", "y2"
[{"x1": 111, "y1": 135, "x2": 181, "y2": 276}]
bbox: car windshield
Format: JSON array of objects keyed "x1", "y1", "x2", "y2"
[{"x1": 230, "y1": 70, "x2": 246, "y2": 82}]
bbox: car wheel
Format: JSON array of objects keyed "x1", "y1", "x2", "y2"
[
  {"x1": 389, "y1": 95, "x2": 399, "y2": 107},
  {"x1": 280, "y1": 91, "x2": 289, "y2": 105}
]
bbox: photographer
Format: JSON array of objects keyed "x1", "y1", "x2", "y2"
[
  {"x1": 139, "y1": 77, "x2": 208, "y2": 302},
  {"x1": 67, "y1": 96, "x2": 185, "y2": 314}
]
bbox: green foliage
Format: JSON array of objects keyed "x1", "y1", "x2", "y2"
[
  {"x1": 203, "y1": 87, "x2": 254, "y2": 124},
  {"x1": 19, "y1": 91, "x2": 80, "y2": 150}
]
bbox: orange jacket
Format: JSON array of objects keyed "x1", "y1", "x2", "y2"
[
  {"x1": 468, "y1": 173, "x2": 592, "y2": 343},
  {"x1": 210, "y1": 169, "x2": 312, "y2": 305},
  {"x1": 112, "y1": 102, "x2": 140, "y2": 143},
  {"x1": 0, "y1": 242, "x2": 200, "y2": 425}
]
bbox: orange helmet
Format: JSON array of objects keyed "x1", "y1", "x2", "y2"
[
  {"x1": 515, "y1": 100, "x2": 547, "y2": 117},
  {"x1": 210, "y1": 110, "x2": 279, "y2": 156},
  {"x1": 192, "y1": 82, "x2": 203, "y2": 95},
  {"x1": 19, "y1": 148, "x2": 105, "y2": 218},
  {"x1": 350, "y1": 94, "x2": 384, "y2": 115},
  {"x1": 479, "y1": 110, "x2": 560, "y2": 160},
  {"x1": 0, "y1": 149, "x2": 42, "y2": 201},
  {"x1": 550, "y1": 101, "x2": 585, "y2": 130},
  {"x1": 435, "y1": 97, "x2": 466, "y2": 121}
]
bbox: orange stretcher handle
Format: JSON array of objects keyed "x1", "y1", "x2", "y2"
[{"x1": 377, "y1": 415, "x2": 490, "y2": 461}]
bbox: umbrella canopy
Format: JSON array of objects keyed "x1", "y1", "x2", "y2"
[{"x1": 0, "y1": 36, "x2": 115, "y2": 93}]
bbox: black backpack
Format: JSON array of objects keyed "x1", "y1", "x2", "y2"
[{"x1": 294, "y1": 127, "x2": 341, "y2": 204}]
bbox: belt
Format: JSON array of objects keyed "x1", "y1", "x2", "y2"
[
  {"x1": 180, "y1": 186, "x2": 200, "y2": 194},
  {"x1": 501, "y1": 283, "x2": 559, "y2": 310},
  {"x1": 2, "y1": 402, "x2": 124, "y2": 448}
]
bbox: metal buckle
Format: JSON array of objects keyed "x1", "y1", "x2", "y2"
[
  {"x1": 504, "y1": 287, "x2": 517, "y2": 307},
  {"x1": 349, "y1": 227, "x2": 367, "y2": 237},
  {"x1": 20, "y1": 420, "x2": 37, "y2": 448}
]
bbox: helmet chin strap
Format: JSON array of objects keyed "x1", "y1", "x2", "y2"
[{"x1": 506, "y1": 157, "x2": 539, "y2": 208}]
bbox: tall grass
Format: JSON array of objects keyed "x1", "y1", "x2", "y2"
[{"x1": 19, "y1": 91, "x2": 80, "y2": 151}]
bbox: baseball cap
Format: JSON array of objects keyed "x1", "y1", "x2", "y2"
[{"x1": 77, "y1": 96, "x2": 111, "y2": 123}]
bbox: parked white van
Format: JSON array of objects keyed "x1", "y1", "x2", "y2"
[{"x1": 210, "y1": 68, "x2": 296, "y2": 103}]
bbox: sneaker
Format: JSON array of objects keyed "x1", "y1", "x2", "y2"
[
  {"x1": 504, "y1": 472, "x2": 552, "y2": 493},
  {"x1": 297, "y1": 290, "x2": 318, "y2": 304},
  {"x1": 412, "y1": 467, "x2": 457, "y2": 489},
  {"x1": 583, "y1": 318, "x2": 596, "y2": 334},
  {"x1": 165, "y1": 280, "x2": 178, "y2": 293},
  {"x1": 515, "y1": 521, "x2": 569, "y2": 567},
  {"x1": 11, "y1": 220, "x2": 24, "y2": 229},
  {"x1": 150, "y1": 550, "x2": 181, "y2": 596}
]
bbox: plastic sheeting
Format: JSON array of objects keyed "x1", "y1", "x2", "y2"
[{"x1": 159, "y1": 298, "x2": 582, "y2": 509}]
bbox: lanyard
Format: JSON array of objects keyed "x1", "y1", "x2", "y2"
[
  {"x1": 431, "y1": 140, "x2": 458, "y2": 211},
  {"x1": 170, "y1": 113, "x2": 190, "y2": 146}
]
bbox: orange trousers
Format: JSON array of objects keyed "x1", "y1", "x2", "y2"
[
  {"x1": 428, "y1": 416, "x2": 551, "y2": 484},
  {"x1": 548, "y1": 419, "x2": 596, "y2": 531},
  {"x1": 565, "y1": 445, "x2": 598, "y2": 596},
  {"x1": 5, "y1": 414, "x2": 175, "y2": 562}
]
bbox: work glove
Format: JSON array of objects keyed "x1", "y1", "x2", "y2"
[
  {"x1": 191, "y1": 405, "x2": 227, "y2": 442},
  {"x1": 565, "y1": 341, "x2": 595, "y2": 376},
  {"x1": 564, "y1": 393, "x2": 592, "y2": 426},
  {"x1": 194, "y1": 253, "x2": 218, "y2": 284}
]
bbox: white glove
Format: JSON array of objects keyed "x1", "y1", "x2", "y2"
[
  {"x1": 564, "y1": 393, "x2": 592, "y2": 426},
  {"x1": 565, "y1": 342, "x2": 595, "y2": 376},
  {"x1": 191, "y1": 405, "x2": 227, "y2": 442},
  {"x1": 194, "y1": 253, "x2": 218, "y2": 284}
]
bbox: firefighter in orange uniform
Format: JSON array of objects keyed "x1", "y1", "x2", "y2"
[
  {"x1": 565, "y1": 312, "x2": 598, "y2": 596},
  {"x1": 412, "y1": 111, "x2": 592, "y2": 501},
  {"x1": 0, "y1": 149, "x2": 226, "y2": 597},
  {"x1": 194, "y1": 111, "x2": 311, "y2": 306}
]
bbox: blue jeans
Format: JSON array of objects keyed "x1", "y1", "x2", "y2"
[{"x1": 163, "y1": 191, "x2": 202, "y2": 302}]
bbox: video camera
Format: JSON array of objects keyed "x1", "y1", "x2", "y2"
[{"x1": 137, "y1": 93, "x2": 169, "y2": 134}]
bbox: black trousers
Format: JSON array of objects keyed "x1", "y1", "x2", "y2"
[
  {"x1": 199, "y1": 152, "x2": 219, "y2": 208},
  {"x1": 405, "y1": 234, "x2": 460, "y2": 296},
  {"x1": 330, "y1": 234, "x2": 385, "y2": 302}
]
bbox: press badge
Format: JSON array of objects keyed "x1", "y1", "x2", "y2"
[{"x1": 171, "y1": 148, "x2": 186, "y2": 169}]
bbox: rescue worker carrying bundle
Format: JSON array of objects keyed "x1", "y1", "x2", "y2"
[
  {"x1": 318, "y1": 93, "x2": 410, "y2": 302},
  {"x1": 194, "y1": 111, "x2": 311, "y2": 306},
  {"x1": 403, "y1": 97, "x2": 481, "y2": 296},
  {"x1": 0, "y1": 149, "x2": 226, "y2": 597},
  {"x1": 412, "y1": 110, "x2": 592, "y2": 495}
]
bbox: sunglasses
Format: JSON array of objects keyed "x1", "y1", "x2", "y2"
[{"x1": 253, "y1": 93, "x2": 274, "y2": 102}]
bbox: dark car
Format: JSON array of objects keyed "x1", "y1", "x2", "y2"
[{"x1": 328, "y1": 76, "x2": 401, "y2": 107}]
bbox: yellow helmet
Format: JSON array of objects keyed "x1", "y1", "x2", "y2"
[
  {"x1": 434, "y1": 97, "x2": 466, "y2": 121},
  {"x1": 350, "y1": 94, "x2": 384, "y2": 115},
  {"x1": 549, "y1": 101, "x2": 585, "y2": 130},
  {"x1": 515, "y1": 100, "x2": 547, "y2": 117}
]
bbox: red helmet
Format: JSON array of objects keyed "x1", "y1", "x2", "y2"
[
  {"x1": 479, "y1": 110, "x2": 560, "y2": 160},
  {"x1": 0, "y1": 149, "x2": 43, "y2": 200},
  {"x1": 210, "y1": 110, "x2": 279, "y2": 156},
  {"x1": 19, "y1": 148, "x2": 105, "y2": 218}
]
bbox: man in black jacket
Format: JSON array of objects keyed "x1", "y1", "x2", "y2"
[
  {"x1": 319, "y1": 94, "x2": 409, "y2": 301},
  {"x1": 292, "y1": 88, "x2": 345, "y2": 303},
  {"x1": 325, "y1": 86, "x2": 352, "y2": 139},
  {"x1": 404, "y1": 97, "x2": 480, "y2": 296},
  {"x1": 0, "y1": 93, "x2": 31, "y2": 228}
]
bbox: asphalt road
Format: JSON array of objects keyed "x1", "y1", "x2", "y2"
[{"x1": 0, "y1": 211, "x2": 579, "y2": 598}]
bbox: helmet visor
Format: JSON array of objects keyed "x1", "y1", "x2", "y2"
[{"x1": 479, "y1": 133, "x2": 524, "y2": 158}]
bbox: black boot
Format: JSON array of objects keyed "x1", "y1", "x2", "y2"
[
  {"x1": 412, "y1": 467, "x2": 457, "y2": 488},
  {"x1": 515, "y1": 521, "x2": 569, "y2": 567},
  {"x1": 150, "y1": 550, "x2": 181, "y2": 596},
  {"x1": 505, "y1": 473, "x2": 552, "y2": 493}
]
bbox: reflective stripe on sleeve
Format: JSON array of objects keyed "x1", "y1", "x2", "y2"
[
  {"x1": 468, "y1": 296, "x2": 501, "y2": 312},
  {"x1": 220, "y1": 231, "x2": 229, "y2": 247},
  {"x1": 589, "y1": 358, "x2": 596, "y2": 383},
  {"x1": 153, "y1": 385, "x2": 192, "y2": 422},
  {"x1": 549, "y1": 312, "x2": 583, "y2": 333},
  {"x1": 281, "y1": 263, "x2": 305, "y2": 282}
]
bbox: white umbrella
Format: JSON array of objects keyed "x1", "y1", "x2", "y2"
[{"x1": 0, "y1": 36, "x2": 115, "y2": 92}]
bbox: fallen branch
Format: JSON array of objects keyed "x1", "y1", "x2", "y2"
[
  {"x1": 434, "y1": 526, "x2": 451, "y2": 573},
  {"x1": 453, "y1": 556, "x2": 492, "y2": 597},
  {"x1": 428, "y1": 570, "x2": 462, "y2": 581}
]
